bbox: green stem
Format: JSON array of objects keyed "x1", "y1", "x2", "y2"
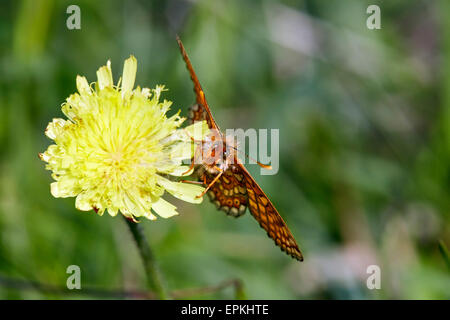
[{"x1": 123, "y1": 216, "x2": 169, "y2": 299}]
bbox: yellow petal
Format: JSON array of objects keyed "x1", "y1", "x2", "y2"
[
  {"x1": 152, "y1": 198, "x2": 179, "y2": 218},
  {"x1": 122, "y1": 55, "x2": 137, "y2": 95},
  {"x1": 161, "y1": 139, "x2": 194, "y2": 162},
  {"x1": 75, "y1": 192, "x2": 93, "y2": 211},
  {"x1": 184, "y1": 120, "x2": 210, "y2": 141},
  {"x1": 165, "y1": 165, "x2": 194, "y2": 176},
  {"x1": 107, "y1": 207, "x2": 119, "y2": 217},
  {"x1": 96, "y1": 60, "x2": 113, "y2": 89},
  {"x1": 45, "y1": 118, "x2": 66, "y2": 140},
  {"x1": 156, "y1": 175, "x2": 204, "y2": 204},
  {"x1": 50, "y1": 179, "x2": 78, "y2": 198},
  {"x1": 76, "y1": 75, "x2": 91, "y2": 95}
]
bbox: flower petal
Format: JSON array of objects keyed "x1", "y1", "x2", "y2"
[
  {"x1": 166, "y1": 142, "x2": 194, "y2": 162},
  {"x1": 75, "y1": 191, "x2": 93, "y2": 211},
  {"x1": 50, "y1": 178, "x2": 79, "y2": 198},
  {"x1": 76, "y1": 75, "x2": 91, "y2": 95},
  {"x1": 184, "y1": 120, "x2": 210, "y2": 141},
  {"x1": 165, "y1": 165, "x2": 194, "y2": 176},
  {"x1": 96, "y1": 60, "x2": 113, "y2": 89},
  {"x1": 156, "y1": 175, "x2": 204, "y2": 203},
  {"x1": 107, "y1": 207, "x2": 119, "y2": 217},
  {"x1": 152, "y1": 197, "x2": 179, "y2": 218},
  {"x1": 122, "y1": 55, "x2": 137, "y2": 95},
  {"x1": 45, "y1": 118, "x2": 67, "y2": 140}
]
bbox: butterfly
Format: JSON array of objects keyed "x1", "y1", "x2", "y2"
[{"x1": 177, "y1": 36, "x2": 303, "y2": 261}]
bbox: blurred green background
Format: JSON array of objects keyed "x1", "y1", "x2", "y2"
[{"x1": 0, "y1": 0, "x2": 449, "y2": 299}]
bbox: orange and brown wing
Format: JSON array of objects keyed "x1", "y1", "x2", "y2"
[
  {"x1": 200, "y1": 163, "x2": 303, "y2": 261},
  {"x1": 176, "y1": 36, "x2": 220, "y2": 131},
  {"x1": 202, "y1": 166, "x2": 249, "y2": 217},
  {"x1": 237, "y1": 164, "x2": 304, "y2": 261}
]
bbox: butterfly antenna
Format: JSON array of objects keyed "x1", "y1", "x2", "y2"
[{"x1": 231, "y1": 146, "x2": 272, "y2": 169}]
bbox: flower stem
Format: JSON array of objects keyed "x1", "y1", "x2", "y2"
[{"x1": 123, "y1": 216, "x2": 169, "y2": 299}]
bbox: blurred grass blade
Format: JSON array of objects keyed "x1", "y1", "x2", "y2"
[
  {"x1": 13, "y1": 0, "x2": 54, "y2": 64},
  {"x1": 438, "y1": 240, "x2": 450, "y2": 271}
]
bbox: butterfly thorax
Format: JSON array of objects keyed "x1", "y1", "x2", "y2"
[{"x1": 198, "y1": 132, "x2": 238, "y2": 174}]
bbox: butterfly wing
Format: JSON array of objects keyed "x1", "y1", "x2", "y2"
[
  {"x1": 199, "y1": 165, "x2": 249, "y2": 217},
  {"x1": 177, "y1": 36, "x2": 303, "y2": 261},
  {"x1": 177, "y1": 36, "x2": 220, "y2": 131},
  {"x1": 201, "y1": 163, "x2": 303, "y2": 261},
  {"x1": 236, "y1": 163, "x2": 304, "y2": 261}
]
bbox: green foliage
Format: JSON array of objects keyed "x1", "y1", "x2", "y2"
[{"x1": 439, "y1": 241, "x2": 450, "y2": 271}]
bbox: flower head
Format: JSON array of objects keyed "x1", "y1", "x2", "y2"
[{"x1": 40, "y1": 56, "x2": 209, "y2": 221}]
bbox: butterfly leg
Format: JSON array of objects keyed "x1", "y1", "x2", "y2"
[
  {"x1": 181, "y1": 158, "x2": 196, "y2": 176},
  {"x1": 195, "y1": 166, "x2": 223, "y2": 198}
]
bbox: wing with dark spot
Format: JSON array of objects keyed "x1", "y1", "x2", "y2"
[
  {"x1": 188, "y1": 103, "x2": 214, "y2": 128},
  {"x1": 237, "y1": 163, "x2": 303, "y2": 261},
  {"x1": 197, "y1": 165, "x2": 249, "y2": 217}
]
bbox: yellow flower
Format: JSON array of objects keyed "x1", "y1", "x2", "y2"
[{"x1": 40, "y1": 56, "x2": 209, "y2": 221}]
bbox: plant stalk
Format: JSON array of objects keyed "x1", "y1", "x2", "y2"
[{"x1": 123, "y1": 216, "x2": 169, "y2": 299}]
